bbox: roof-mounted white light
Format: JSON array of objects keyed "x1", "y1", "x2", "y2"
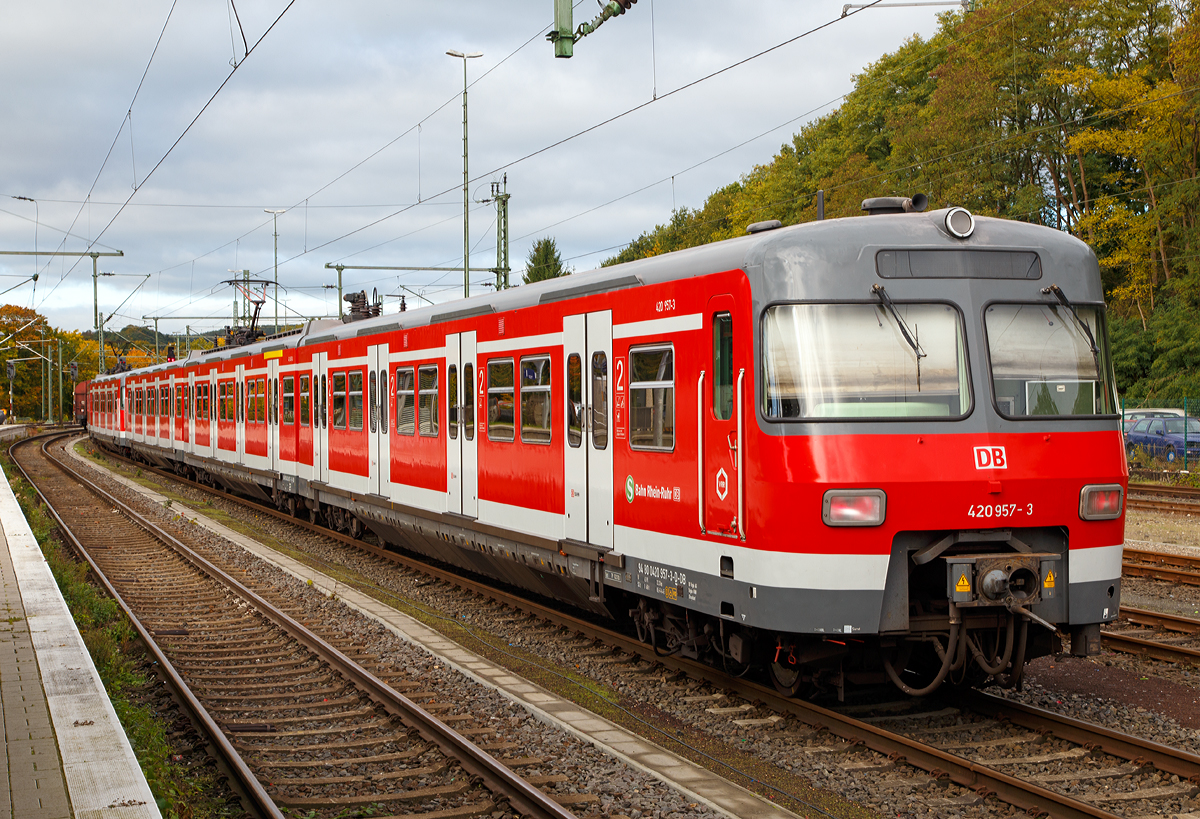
[{"x1": 945, "y1": 207, "x2": 975, "y2": 238}]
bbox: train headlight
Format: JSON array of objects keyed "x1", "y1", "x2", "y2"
[
  {"x1": 1079, "y1": 484, "x2": 1123, "y2": 520},
  {"x1": 822, "y1": 489, "x2": 886, "y2": 527}
]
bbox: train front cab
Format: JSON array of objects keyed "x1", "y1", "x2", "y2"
[{"x1": 746, "y1": 212, "x2": 1125, "y2": 695}]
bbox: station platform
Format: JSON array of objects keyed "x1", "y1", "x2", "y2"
[{"x1": 0, "y1": 428, "x2": 159, "y2": 818}]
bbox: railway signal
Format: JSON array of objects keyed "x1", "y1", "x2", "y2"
[{"x1": 70, "y1": 362, "x2": 78, "y2": 380}]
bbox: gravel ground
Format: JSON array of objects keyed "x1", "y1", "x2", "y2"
[
  {"x1": 66, "y1": 443, "x2": 738, "y2": 819},
  {"x1": 1125, "y1": 509, "x2": 1200, "y2": 553},
  {"x1": 70, "y1": 442, "x2": 1200, "y2": 819}
]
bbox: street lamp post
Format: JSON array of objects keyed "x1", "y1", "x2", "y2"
[
  {"x1": 446, "y1": 49, "x2": 483, "y2": 300},
  {"x1": 265, "y1": 210, "x2": 285, "y2": 334}
]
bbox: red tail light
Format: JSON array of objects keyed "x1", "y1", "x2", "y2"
[{"x1": 1079, "y1": 484, "x2": 1123, "y2": 520}]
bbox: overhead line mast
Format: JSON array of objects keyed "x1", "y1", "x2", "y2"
[{"x1": 549, "y1": 0, "x2": 638, "y2": 58}]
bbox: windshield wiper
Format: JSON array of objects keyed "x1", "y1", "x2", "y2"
[
  {"x1": 1041, "y1": 284, "x2": 1099, "y2": 366},
  {"x1": 871, "y1": 284, "x2": 926, "y2": 360}
]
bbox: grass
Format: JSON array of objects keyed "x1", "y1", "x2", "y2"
[{"x1": 0, "y1": 446, "x2": 237, "y2": 819}]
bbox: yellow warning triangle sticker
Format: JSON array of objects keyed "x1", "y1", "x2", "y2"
[
  {"x1": 1044, "y1": 570, "x2": 1055, "y2": 589},
  {"x1": 955, "y1": 573, "x2": 971, "y2": 593}
]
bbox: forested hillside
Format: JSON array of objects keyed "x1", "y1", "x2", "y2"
[{"x1": 604, "y1": 0, "x2": 1200, "y2": 401}]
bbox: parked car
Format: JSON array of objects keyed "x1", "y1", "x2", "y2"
[
  {"x1": 1125, "y1": 415, "x2": 1200, "y2": 464},
  {"x1": 1122, "y1": 407, "x2": 1185, "y2": 432}
]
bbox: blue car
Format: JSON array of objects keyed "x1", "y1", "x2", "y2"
[{"x1": 1125, "y1": 416, "x2": 1200, "y2": 464}]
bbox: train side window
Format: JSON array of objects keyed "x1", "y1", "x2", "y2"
[
  {"x1": 300, "y1": 375, "x2": 310, "y2": 427},
  {"x1": 320, "y1": 374, "x2": 327, "y2": 428},
  {"x1": 419, "y1": 365, "x2": 439, "y2": 437},
  {"x1": 246, "y1": 380, "x2": 256, "y2": 423},
  {"x1": 217, "y1": 383, "x2": 225, "y2": 421},
  {"x1": 272, "y1": 378, "x2": 279, "y2": 425},
  {"x1": 349, "y1": 371, "x2": 364, "y2": 431},
  {"x1": 368, "y1": 371, "x2": 378, "y2": 433},
  {"x1": 379, "y1": 369, "x2": 388, "y2": 434},
  {"x1": 332, "y1": 372, "x2": 347, "y2": 430},
  {"x1": 713, "y1": 313, "x2": 733, "y2": 421},
  {"x1": 229, "y1": 382, "x2": 237, "y2": 422},
  {"x1": 257, "y1": 378, "x2": 267, "y2": 424},
  {"x1": 591, "y1": 352, "x2": 608, "y2": 451},
  {"x1": 448, "y1": 365, "x2": 458, "y2": 440},
  {"x1": 567, "y1": 354, "x2": 582, "y2": 448},
  {"x1": 520, "y1": 355, "x2": 552, "y2": 445},
  {"x1": 629, "y1": 345, "x2": 675, "y2": 451},
  {"x1": 282, "y1": 376, "x2": 295, "y2": 424},
  {"x1": 463, "y1": 363, "x2": 475, "y2": 441},
  {"x1": 395, "y1": 367, "x2": 415, "y2": 435},
  {"x1": 487, "y1": 359, "x2": 514, "y2": 442}
]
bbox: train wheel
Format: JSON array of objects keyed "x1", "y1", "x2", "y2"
[{"x1": 769, "y1": 660, "x2": 804, "y2": 697}]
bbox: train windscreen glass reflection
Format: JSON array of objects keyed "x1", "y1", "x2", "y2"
[
  {"x1": 762, "y1": 303, "x2": 969, "y2": 419},
  {"x1": 985, "y1": 304, "x2": 1115, "y2": 417}
]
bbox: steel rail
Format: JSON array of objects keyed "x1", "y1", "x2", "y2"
[
  {"x1": 1126, "y1": 497, "x2": 1200, "y2": 514},
  {"x1": 1120, "y1": 605, "x2": 1200, "y2": 633},
  {"x1": 1101, "y1": 630, "x2": 1200, "y2": 664},
  {"x1": 1128, "y1": 482, "x2": 1200, "y2": 500},
  {"x1": 9, "y1": 431, "x2": 284, "y2": 819},
  {"x1": 956, "y1": 689, "x2": 1200, "y2": 781},
  {"x1": 37, "y1": 433, "x2": 578, "y2": 819},
  {"x1": 1102, "y1": 606, "x2": 1200, "y2": 665},
  {"x1": 84, "y1": 435, "x2": 1200, "y2": 818},
  {"x1": 1123, "y1": 547, "x2": 1200, "y2": 586}
]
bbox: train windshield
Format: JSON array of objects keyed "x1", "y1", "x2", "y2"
[
  {"x1": 985, "y1": 303, "x2": 1116, "y2": 417},
  {"x1": 762, "y1": 303, "x2": 969, "y2": 420}
]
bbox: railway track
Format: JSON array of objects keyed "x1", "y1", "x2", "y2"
[
  {"x1": 1127, "y1": 482, "x2": 1200, "y2": 515},
  {"x1": 1102, "y1": 606, "x2": 1200, "y2": 665},
  {"x1": 1123, "y1": 546, "x2": 1200, "y2": 586},
  {"x1": 77, "y1": 435, "x2": 1200, "y2": 819},
  {"x1": 12, "y1": 432, "x2": 579, "y2": 819}
]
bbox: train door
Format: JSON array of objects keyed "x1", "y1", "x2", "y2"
[
  {"x1": 267, "y1": 358, "x2": 280, "y2": 472},
  {"x1": 367, "y1": 344, "x2": 388, "y2": 496},
  {"x1": 187, "y1": 372, "x2": 196, "y2": 454},
  {"x1": 702, "y1": 295, "x2": 743, "y2": 540},
  {"x1": 235, "y1": 364, "x2": 245, "y2": 463},
  {"x1": 313, "y1": 351, "x2": 327, "y2": 484},
  {"x1": 208, "y1": 370, "x2": 217, "y2": 451},
  {"x1": 446, "y1": 334, "x2": 462, "y2": 512},
  {"x1": 445, "y1": 332, "x2": 477, "y2": 516},
  {"x1": 563, "y1": 312, "x2": 613, "y2": 548}
]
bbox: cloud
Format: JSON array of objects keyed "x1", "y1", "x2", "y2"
[{"x1": 0, "y1": 0, "x2": 942, "y2": 331}]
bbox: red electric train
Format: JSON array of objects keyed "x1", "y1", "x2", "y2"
[{"x1": 89, "y1": 198, "x2": 1126, "y2": 697}]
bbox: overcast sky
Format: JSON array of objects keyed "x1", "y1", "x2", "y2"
[{"x1": 0, "y1": 0, "x2": 946, "y2": 335}]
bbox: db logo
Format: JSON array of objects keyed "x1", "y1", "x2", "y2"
[{"x1": 973, "y1": 446, "x2": 1007, "y2": 469}]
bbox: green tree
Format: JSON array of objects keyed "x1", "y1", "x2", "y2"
[{"x1": 522, "y1": 237, "x2": 571, "y2": 284}]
